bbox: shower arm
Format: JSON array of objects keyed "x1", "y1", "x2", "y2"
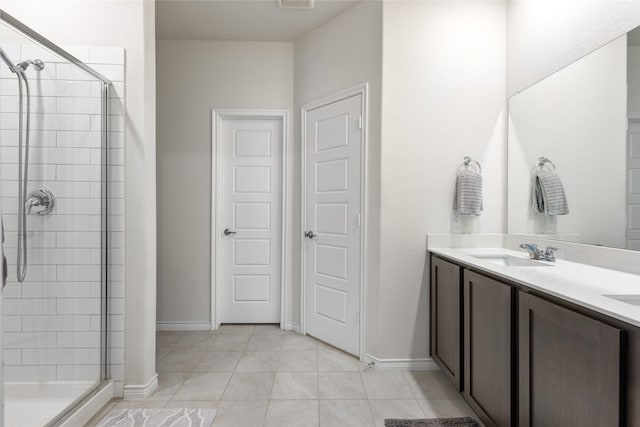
[{"x1": 17, "y1": 59, "x2": 44, "y2": 72}]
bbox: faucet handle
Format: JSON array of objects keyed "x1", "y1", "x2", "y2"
[
  {"x1": 519, "y1": 243, "x2": 542, "y2": 259},
  {"x1": 25, "y1": 197, "x2": 41, "y2": 215},
  {"x1": 543, "y1": 246, "x2": 560, "y2": 261},
  {"x1": 519, "y1": 243, "x2": 538, "y2": 251}
]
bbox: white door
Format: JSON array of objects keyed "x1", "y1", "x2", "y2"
[
  {"x1": 304, "y1": 94, "x2": 362, "y2": 356},
  {"x1": 627, "y1": 119, "x2": 640, "y2": 250},
  {"x1": 219, "y1": 116, "x2": 283, "y2": 323}
]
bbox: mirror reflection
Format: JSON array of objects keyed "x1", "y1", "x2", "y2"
[{"x1": 508, "y1": 26, "x2": 640, "y2": 251}]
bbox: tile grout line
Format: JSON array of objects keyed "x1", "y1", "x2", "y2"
[{"x1": 155, "y1": 329, "x2": 479, "y2": 426}]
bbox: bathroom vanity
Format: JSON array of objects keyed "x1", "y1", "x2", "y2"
[{"x1": 428, "y1": 247, "x2": 640, "y2": 427}]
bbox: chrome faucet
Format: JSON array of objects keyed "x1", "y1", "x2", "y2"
[{"x1": 519, "y1": 243, "x2": 559, "y2": 262}]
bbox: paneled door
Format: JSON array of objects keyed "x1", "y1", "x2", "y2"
[
  {"x1": 219, "y1": 115, "x2": 283, "y2": 324},
  {"x1": 304, "y1": 94, "x2": 362, "y2": 356}
]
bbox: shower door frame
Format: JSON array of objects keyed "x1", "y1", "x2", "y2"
[
  {"x1": 0, "y1": 9, "x2": 113, "y2": 425},
  {"x1": 0, "y1": 10, "x2": 110, "y2": 82}
]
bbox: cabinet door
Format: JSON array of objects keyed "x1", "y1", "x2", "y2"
[
  {"x1": 430, "y1": 256, "x2": 462, "y2": 390},
  {"x1": 519, "y1": 292, "x2": 622, "y2": 427},
  {"x1": 463, "y1": 270, "x2": 513, "y2": 427}
]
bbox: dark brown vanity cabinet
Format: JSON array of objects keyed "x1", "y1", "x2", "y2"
[
  {"x1": 430, "y1": 256, "x2": 463, "y2": 390},
  {"x1": 518, "y1": 292, "x2": 623, "y2": 427},
  {"x1": 463, "y1": 270, "x2": 514, "y2": 427},
  {"x1": 429, "y1": 253, "x2": 635, "y2": 427}
]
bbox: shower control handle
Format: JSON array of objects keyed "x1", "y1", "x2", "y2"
[
  {"x1": 224, "y1": 228, "x2": 237, "y2": 236},
  {"x1": 26, "y1": 188, "x2": 55, "y2": 216}
]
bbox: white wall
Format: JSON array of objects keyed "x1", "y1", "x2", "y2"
[
  {"x1": 379, "y1": 0, "x2": 506, "y2": 359},
  {"x1": 507, "y1": 0, "x2": 640, "y2": 96},
  {"x1": 155, "y1": 41, "x2": 293, "y2": 325},
  {"x1": 1, "y1": 0, "x2": 156, "y2": 396},
  {"x1": 293, "y1": 1, "x2": 383, "y2": 352},
  {"x1": 508, "y1": 35, "x2": 628, "y2": 248}
]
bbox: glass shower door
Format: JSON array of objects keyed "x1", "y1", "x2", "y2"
[{"x1": 0, "y1": 12, "x2": 109, "y2": 427}]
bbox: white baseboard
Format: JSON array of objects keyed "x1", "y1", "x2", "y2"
[
  {"x1": 364, "y1": 353, "x2": 440, "y2": 371},
  {"x1": 284, "y1": 321, "x2": 301, "y2": 333},
  {"x1": 123, "y1": 373, "x2": 158, "y2": 399},
  {"x1": 156, "y1": 321, "x2": 212, "y2": 331}
]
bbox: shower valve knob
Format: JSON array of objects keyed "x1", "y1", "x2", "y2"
[{"x1": 26, "y1": 188, "x2": 55, "y2": 216}]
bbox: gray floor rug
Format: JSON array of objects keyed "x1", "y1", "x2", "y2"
[
  {"x1": 385, "y1": 417, "x2": 479, "y2": 427},
  {"x1": 96, "y1": 408, "x2": 217, "y2": 427}
]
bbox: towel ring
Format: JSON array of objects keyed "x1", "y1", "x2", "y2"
[
  {"x1": 537, "y1": 157, "x2": 556, "y2": 171},
  {"x1": 462, "y1": 156, "x2": 482, "y2": 173}
]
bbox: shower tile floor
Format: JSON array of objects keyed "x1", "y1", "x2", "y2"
[{"x1": 90, "y1": 326, "x2": 481, "y2": 426}]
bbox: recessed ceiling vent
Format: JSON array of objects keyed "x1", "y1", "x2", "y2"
[{"x1": 277, "y1": 0, "x2": 315, "y2": 9}]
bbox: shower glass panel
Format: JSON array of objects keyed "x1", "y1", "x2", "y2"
[{"x1": 0, "y1": 11, "x2": 109, "y2": 427}]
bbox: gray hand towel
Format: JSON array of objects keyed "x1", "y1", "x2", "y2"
[
  {"x1": 532, "y1": 168, "x2": 569, "y2": 215},
  {"x1": 454, "y1": 167, "x2": 483, "y2": 216}
]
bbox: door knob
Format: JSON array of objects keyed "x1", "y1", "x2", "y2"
[
  {"x1": 224, "y1": 228, "x2": 237, "y2": 236},
  {"x1": 304, "y1": 231, "x2": 316, "y2": 239}
]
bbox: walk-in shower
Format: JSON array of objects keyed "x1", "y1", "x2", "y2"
[{"x1": 0, "y1": 10, "x2": 112, "y2": 426}]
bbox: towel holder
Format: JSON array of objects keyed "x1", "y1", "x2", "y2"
[
  {"x1": 462, "y1": 156, "x2": 482, "y2": 173},
  {"x1": 537, "y1": 157, "x2": 556, "y2": 171}
]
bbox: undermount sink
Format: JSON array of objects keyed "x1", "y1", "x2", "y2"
[
  {"x1": 604, "y1": 295, "x2": 640, "y2": 306},
  {"x1": 471, "y1": 254, "x2": 552, "y2": 267}
]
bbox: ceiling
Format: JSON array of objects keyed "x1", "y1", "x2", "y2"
[{"x1": 156, "y1": 0, "x2": 361, "y2": 42}]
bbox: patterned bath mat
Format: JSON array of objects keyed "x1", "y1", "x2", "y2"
[
  {"x1": 385, "y1": 417, "x2": 479, "y2": 427},
  {"x1": 96, "y1": 408, "x2": 217, "y2": 427}
]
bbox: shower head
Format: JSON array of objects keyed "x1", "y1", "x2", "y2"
[
  {"x1": 16, "y1": 59, "x2": 44, "y2": 72},
  {"x1": 0, "y1": 46, "x2": 18, "y2": 73}
]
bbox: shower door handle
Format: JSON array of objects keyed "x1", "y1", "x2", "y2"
[{"x1": 224, "y1": 228, "x2": 237, "y2": 236}]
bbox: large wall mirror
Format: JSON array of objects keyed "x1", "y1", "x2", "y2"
[{"x1": 508, "y1": 26, "x2": 640, "y2": 251}]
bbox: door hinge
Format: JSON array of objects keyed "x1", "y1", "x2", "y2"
[
  {"x1": 357, "y1": 213, "x2": 361, "y2": 227},
  {"x1": 358, "y1": 115, "x2": 362, "y2": 129}
]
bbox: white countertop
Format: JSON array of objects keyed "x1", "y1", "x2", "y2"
[{"x1": 429, "y1": 247, "x2": 640, "y2": 328}]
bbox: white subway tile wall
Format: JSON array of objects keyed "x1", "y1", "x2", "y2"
[{"x1": 0, "y1": 45, "x2": 125, "y2": 396}]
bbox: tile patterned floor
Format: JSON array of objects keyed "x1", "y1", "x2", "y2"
[{"x1": 90, "y1": 326, "x2": 480, "y2": 426}]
